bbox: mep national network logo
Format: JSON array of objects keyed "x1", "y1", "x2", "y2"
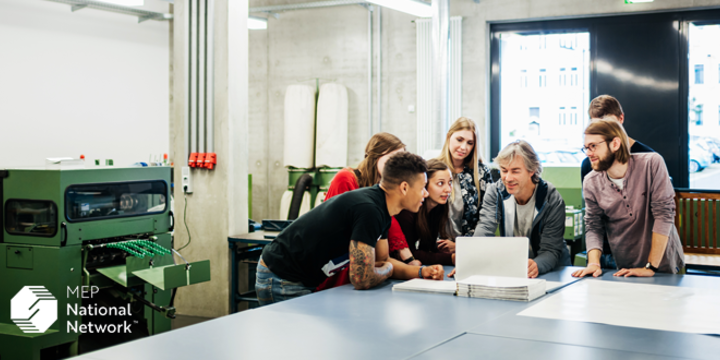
[{"x1": 11, "y1": 286, "x2": 58, "y2": 333}]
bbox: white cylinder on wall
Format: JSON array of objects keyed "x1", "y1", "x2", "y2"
[
  {"x1": 315, "y1": 83, "x2": 349, "y2": 168},
  {"x1": 283, "y1": 84, "x2": 316, "y2": 169}
]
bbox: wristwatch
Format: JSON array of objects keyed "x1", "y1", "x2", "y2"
[
  {"x1": 403, "y1": 256, "x2": 416, "y2": 264},
  {"x1": 644, "y1": 262, "x2": 659, "y2": 272}
]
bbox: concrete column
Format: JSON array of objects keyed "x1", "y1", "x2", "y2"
[{"x1": 171, "y1": 0, "x2": 249, "y2": 317}]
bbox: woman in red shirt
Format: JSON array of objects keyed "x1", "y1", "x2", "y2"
[
  {"x1": 392, "y1": 159, "x2": 456, "y2": 266},
  {"x1": 317, "y1": 132, "x2": 418, "y2": 290}
]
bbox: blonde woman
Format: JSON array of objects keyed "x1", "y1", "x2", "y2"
[{"x1": 436, "y1": 117, "x2": 493, "y2": 246}]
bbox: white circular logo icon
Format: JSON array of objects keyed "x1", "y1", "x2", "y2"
[{"x1": 11, "y1": 286, "x2": 57, "y2": 333}]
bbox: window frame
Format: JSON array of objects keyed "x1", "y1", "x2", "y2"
[
  {"x1": 4, "y1": 199, "x2": 59, "y2": 238},
  {"x1": 490, "y1": 11, "x2": 720, "y2": 189},
  {"x1": 64, "y1": 180, "x2": 169, "y2": 223}
]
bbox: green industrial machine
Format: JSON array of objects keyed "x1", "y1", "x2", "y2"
[{"x1": 0, "y1": 167, "x2": 210, "y2": 360}]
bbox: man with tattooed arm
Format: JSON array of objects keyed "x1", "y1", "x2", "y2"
[{"x1": 256, "y1": 152, "x2": 443, "y2": 305}]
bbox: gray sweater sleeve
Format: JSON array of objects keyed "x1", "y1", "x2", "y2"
[
  {"x1": 533, "y1": 190, "x2": 567, "y2": 274},
  {"x1": 474, "y1": 183, "x2": 500, "y2": 236}
]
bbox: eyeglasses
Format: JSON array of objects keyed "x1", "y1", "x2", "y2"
[{"x1": 581, "y1": 141, "x2": 606, "y2": 154}]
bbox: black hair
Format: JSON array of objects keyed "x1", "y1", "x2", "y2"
[{"x1": 380, "y1": 152, "x2": 428, "y2": 187}]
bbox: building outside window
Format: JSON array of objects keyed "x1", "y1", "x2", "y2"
[
  {"x1": 529, "y1": 107, "x2": 540, "y2": 118},
  {"x1": 688, "y1": 24, "x2": 720, "y2": 189},
  {"x1": 571, "y1": 67, "x2": 578, "y2": 86},
  {"x1": 499, "y1": 32, "x2": 589, "y2": 165}
]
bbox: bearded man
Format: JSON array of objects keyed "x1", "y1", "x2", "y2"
[{"x1": 572, "y1": 119, "x2": 684, "y2": 278}]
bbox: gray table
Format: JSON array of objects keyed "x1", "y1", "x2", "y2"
[{"x1": 71, "y1": 267, "x2": 720, "y2": 360}]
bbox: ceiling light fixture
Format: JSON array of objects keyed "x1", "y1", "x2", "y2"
[
  {"x1": 248, "y1": 16, "x2": 268, "y2": 30},
  {"x1": 96, "y1": 0, "x2": 144, "y2": 6},
  {"x1": 367, "y1": 0, "x2": 432, "y2": 18}
]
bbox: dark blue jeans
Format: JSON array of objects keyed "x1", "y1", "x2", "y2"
[{"x1": 255, "y1": 257, "x2": 314, "y2": 306}]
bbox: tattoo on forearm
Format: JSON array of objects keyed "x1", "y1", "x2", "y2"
[{"x1": 349, "y1": 240, "x2": 389, "y2": 289}]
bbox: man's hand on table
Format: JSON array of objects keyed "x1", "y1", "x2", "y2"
[
  {"x1": 571, "y1": 264, "x2": 603, "y2": 278},
  {"x1": 614, "y1": 268, "x2": 655, "y2": 277},
  {"x1": 422, "y1": 265, "x2": 445, "y2": 280}
]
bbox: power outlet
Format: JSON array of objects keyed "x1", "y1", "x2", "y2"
[{"x1": 182, "y1": 166, "x2": 192, "y2": 194}]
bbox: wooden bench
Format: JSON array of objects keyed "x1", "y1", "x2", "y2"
[{"x1": 675, "y1": 190, "x2": 720, "y2": 271}]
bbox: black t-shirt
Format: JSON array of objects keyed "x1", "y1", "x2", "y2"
[
  {"x1": 580, "y1": 140, "x2": 654, "y2": 255},
  {"x1": 261, "y1": 185, "x2": 391, "y2": 288}
]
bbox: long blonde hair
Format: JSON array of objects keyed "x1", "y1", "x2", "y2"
[
  {"x1": 436, "y1": 117, "x2": 483, "y2": 205},
  {"x1": 354, "y1": 132, "x2": 406, "y2": 188}
]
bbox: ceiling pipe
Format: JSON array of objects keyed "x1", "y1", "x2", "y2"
[
  {"x1": 368, "y1": 4, "x2": 374, "y2": 138},
  {"x1": 250, "y1": 0, "x2": 366, "y2": 13},
  {"x1": 431, "y1": 0, "x2": 450, "y2": 149}
]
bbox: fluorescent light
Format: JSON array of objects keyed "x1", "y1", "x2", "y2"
[
  {"x1": 95, "y1": 0, "x2": 144, "y2": 6},
  {"x1": 248, "y1": 16, "x2": 268, "y2": 30},
  {"x1": 367, "y1": 0, "x2": 432, "y2": 18},
  {"x1": 625, "y1": 0, "x2": 654, "y2": 3}
]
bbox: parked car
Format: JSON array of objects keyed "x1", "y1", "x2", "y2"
[
  {"x1": 703, "y1": 137, "x2": 720, "y2": 163},
  {"x1": 689, "y1": 141, "x2": 713, "y2": 173},
  {"x1": 690, "y1": 136, "x2": 720, "y2": 163}
]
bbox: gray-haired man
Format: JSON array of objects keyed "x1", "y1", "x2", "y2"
[{"x1": 473, "y1": 140, "x2": 571, "y2": 277}]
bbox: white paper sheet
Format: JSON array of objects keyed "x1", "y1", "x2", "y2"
[
  {"x1": 392, "y1": 279, "x2": 457, "y2": 295},
  {"x1": 518, "y1": 279, "x2": 720, "y2": 335},
  {"x1": 455, "y1": 237, "x2": 529, "y2": 281},
  {"x1": 457, "y1": 275, "x2": 547, "y2": 301}
]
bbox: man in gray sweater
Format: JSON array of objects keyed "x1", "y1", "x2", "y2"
[
  {"x1": 473, "y1": 140, "x2": 571, "y2": 277},
  {"x1": 573, "y1": 119, "x2": 684, "y2": 277}
]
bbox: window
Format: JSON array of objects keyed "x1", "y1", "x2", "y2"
[
  {"x1": 688, "y1": 24, "x2": 719, "y2": 189},
  {"x1": 694, "y1": 64, "x2": 704, "y2": 84},
  {"x1": 497, "y1": 31, "x2": 589, "y2": 165},
  {"x1": 571, "y1": 107, "x2": 578, "y2": 125},
  {"x1": 65, "y1": 180, "x2": 167, "y2": 222},
  {"x1": 5, "y1": 200, "x2": 58, "y2": 237},
  {"x1": 529, "y1": 107, "x2": 540, "y2": 118},
  {"x1": 571, "y1": 67, "x2": 578, "y2": 86}
]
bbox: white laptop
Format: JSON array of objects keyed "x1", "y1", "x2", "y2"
[{"x1": 454, "y1": 237, "x2": 529, "y2": 281}]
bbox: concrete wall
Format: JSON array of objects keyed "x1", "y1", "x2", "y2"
[
  {"x1": 0, "y1": 0, "x2": 170, "y2": 168},
  {"x1": 248, "y1": 1, "x2": 418, "y2": 221},
  {"x1": 171, "y1": 0, "x2": 249, "y2": 318},
  {"x1": 248, "y1": 0, "x2": 720, "y2": 222}
]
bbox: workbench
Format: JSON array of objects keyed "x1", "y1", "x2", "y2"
[
  {"x1": 70, "y1": 267, "x2": 720, "y2": 360},
  {"x1": 228, "y1": 230, "x2": 279, "y2": 312}
]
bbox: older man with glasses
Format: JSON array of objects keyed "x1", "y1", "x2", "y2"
[{"x1": 573, "y1": 119, "x2": 684, "y2": 278}]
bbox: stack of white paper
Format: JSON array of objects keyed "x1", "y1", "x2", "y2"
[
  {"x1": 392, "y1": 279, "x2": 457, "y2": 295},
  {"x1": 456, "y1": 275, "x2": 546, "y2": 301}
]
